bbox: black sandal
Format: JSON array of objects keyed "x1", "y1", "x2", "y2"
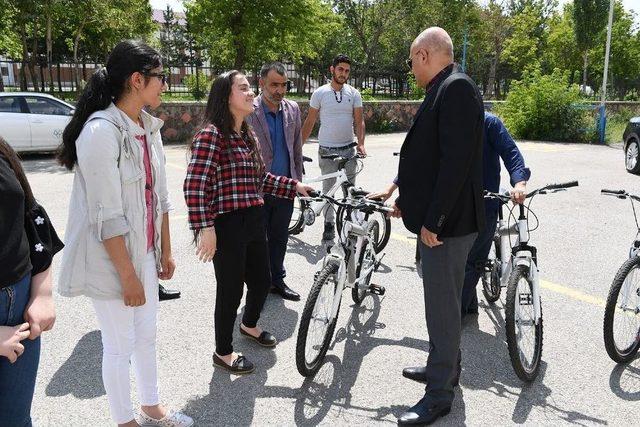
[
  {"x1": 212, "y1": 353, "x2": 255, "y2": 375},
  {"x1": 240, "y1": 327, "x2": 278, "y2": 347}
]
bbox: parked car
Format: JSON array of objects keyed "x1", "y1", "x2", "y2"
[
  {"x1": 623, "y1": 116, "x2": 640, "y2": 174},
  {"x1": 0, "y1": 92, "x2": 74, "y2": 152}
]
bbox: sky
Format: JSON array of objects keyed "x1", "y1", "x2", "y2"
[{"x1": 149, "y1": 0, "x2": 639, "y2": 18}]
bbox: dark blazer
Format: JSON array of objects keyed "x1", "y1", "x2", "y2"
[
  {"x1": 246, "y1": 95, "x2": 304, "y2": 181},
  {"x1": 396, "y1": 64, "x2": 485, "y2": 237}
]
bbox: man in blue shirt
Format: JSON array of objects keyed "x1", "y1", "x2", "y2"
[
  {"x1": 371, "y1": 112, "x2": 530, "y2": 316},
  {"x1": 246, "y1": 62, "x2": 304, "y2": 301},
  {"x1": 461, "y1": 112, "x2": 530, "y2": 316}
]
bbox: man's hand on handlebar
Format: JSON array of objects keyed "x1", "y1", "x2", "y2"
[{"x1": 510, "y1": 181, "x2": 527, "y2": 204}]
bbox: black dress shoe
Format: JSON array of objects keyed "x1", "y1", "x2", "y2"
[
  {"x1": 240, "y1": 327, "x2": 278, "y2": 347},
  {"x1": 270, "y1": 283, "x2": 301, "y2": 301},
  {"x1": 212, "y1": 353, "x2": 255, "y2": 375},
  {"x1": 159, "y1": 284, "x2": 181, "y2": 301},
  {"x1": 398, "y1": 398, "x2": 451, "y2": 425},
  {"x1": 402, "y1": 366, "x2": 460, "y2": 387}
]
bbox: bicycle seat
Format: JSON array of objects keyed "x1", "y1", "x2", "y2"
[{"x1": 303, "y1": 156, "x2": 313, "y2": 163}]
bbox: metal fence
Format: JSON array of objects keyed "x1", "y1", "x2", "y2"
[{"x1": 0, "y1": 60, "x2": 409, "y2": 99}]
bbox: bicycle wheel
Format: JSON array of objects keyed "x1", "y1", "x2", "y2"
[
  {"x1": 352, "y1": 223, "x2": 377, "y2": 305},
  {"x1": 482, "y1": 237, "x2": 501, "y2": 303},
  {"x1": 505, "y1": 265, "x2": 543, "y2": 382},
  {"x1": 296, "y1": 262, "x2": 342, "y2": 376},
  {"x1": 603, "y1": 256, "x2": 640, "y2": 363},
  {"x1": 289, "y1": 198, "x2": 307, "y2": 235},
  {"x1": 336, "y1": 208, "x2": 390, "y2": 253}
]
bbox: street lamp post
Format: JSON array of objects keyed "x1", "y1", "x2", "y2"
[{"x1": 599, "y1": 0, "x2": 615, "y2": 144}]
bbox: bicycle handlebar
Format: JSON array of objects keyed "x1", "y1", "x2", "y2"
[
  {"x1": 301, "y1": 191, "x2": 394, "y2": 213},
  {"x1": 484, "y1": 180, "x2": 579, "y2": 201},
  {"x1": 601, "y1": 188, "x2": 640, "y2": 202}
]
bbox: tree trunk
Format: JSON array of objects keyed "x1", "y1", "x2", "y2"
[
  {"x1": 73, "y1": 18, "x2": 87, "y2": 91},
  {"x1": 582, "y1": 50, "x2": 588, "y2": 91},
  {"x1": 29, "y1": 20, "x2": 39, "y2": 92},
  {"x1": 19, "y1": 20, "x2": 29, "y2": 91},
  {"x1": 232, "y1": 37, "x2": 246, "y2": 71},
  {"x1": 46, "y1": 10, "x2": 54, "y2": 93}
]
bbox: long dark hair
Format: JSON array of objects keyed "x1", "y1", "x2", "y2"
[
  {"x1": 195, "y1": 70, "x2": 265, "y2": 177},
  {"x1": 0, "y1": 137, "x2": 36, "y2": 212},
  {"x1": 57, "y1": 40, "x2": 162, "y2": 170}
]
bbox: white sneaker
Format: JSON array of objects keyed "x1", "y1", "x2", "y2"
[{"x1": 137, "y1": 409, "x2": 194, "y2": 427}]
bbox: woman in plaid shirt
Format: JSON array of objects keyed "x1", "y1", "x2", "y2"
[{"x1": 184, "y1": 70, "x2": 313, "y2": 374}]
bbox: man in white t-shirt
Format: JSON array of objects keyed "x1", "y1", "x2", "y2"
[{"x1": 301, "y1": 54, "x2": 366, "y2": 241}]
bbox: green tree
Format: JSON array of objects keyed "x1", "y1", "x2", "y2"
[
  {"x1": 544, "y1": 5, "x2": 581, "y2": 81},
  {"x1": 186, "y1": 0, "x2": 336, "y2": 70},
  {"x1": 501, "y1": 4, "x2": 547, "y2": 79},
  {"x1": 572, "y1": 0, "x2": 609, "y2": 90}
]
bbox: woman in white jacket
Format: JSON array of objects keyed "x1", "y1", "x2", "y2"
[{"x1": 57, "y1": 40, "x2": 192, "y2": 427}]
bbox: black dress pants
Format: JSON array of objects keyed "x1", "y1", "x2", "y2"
[{"x1": 212, "y1": 206, "x2": 271, "y2": 356}]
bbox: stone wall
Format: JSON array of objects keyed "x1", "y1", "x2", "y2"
[{"x1": 150, "y1": 100, "x2": 640, "y2": 144}]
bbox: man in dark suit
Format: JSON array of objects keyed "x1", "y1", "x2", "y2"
[
  {"x1": 392, "y1": 27, "x2": 485, "y2": 425},
  {"x1": 246, "y1": 62, "x2": 304, "y2": 301}
]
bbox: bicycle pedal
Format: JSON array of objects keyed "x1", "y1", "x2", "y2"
[{"x1": 368, "y1": 283, "x2": 385, "y2": 296}]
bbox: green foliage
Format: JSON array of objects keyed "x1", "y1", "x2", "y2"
[
  {"x1": 186, "y1": 0, "x2": 337, "y2": 70},
  {"x1": 406, "y1": 73, "x2": 425, "y2": 100},
  {"x1": 183, "y1": 71, "x2": 211, "y2": 100},
  {"x1": 360, "y1": 88, "x2": 374, "y2": 101},
  {"x1": 496, "y1": 68, "x2": 594, "y2": 142}
]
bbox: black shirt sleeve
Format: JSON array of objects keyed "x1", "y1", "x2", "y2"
[{"x1": 24, "y1": 203, "x2": 64, "y2": 276}]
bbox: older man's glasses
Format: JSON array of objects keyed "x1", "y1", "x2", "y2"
[{"x1": 406, "y1": 58, "x2": 413, "y2": 69}]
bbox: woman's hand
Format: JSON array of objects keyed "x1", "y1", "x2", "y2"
[
  {"x1": 24, "y1": 294, "x2": 55, "y2": 340},
  {"x1": 121, "y1": 272, "x2": 146, "y2": 307},
  {"x1": 0, "y1": 323, "x2": 30, "y2": 363},
  {"x1": 158, "y1": 252, "x2": 176, "y2": 280},
  {"x1": 295, "y1": 182, "x2": 315, "y2": 197},
  {"x1": 25, "y1": 267, "x2": 56, "y2": 339},
  {"x1": 196, "y1": 227, "x2": 217, "y2": 262}
]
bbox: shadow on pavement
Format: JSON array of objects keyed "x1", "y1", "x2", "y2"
[
  {"x1": 292, "y1": 295, "x2": 429, "y2": 424},
  {"x1": 608, "y1": 358, "x2": 640, "y2": 401},
  {"x1": 45, "y1": 330, "x2": 105, "y2": 399},
  {"x1": 287, "y1": 236, "x2": 326, "y2": 265},
  {"x1": 461, "y1": 300, "x2": 607, "y2": 425},
  {"x1": 181, "y1": 293, "x2": 299, "y2": 425}
]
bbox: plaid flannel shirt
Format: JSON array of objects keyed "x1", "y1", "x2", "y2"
[{"x1": 184, "y1": 124, "x2": 298, "y2": 230}]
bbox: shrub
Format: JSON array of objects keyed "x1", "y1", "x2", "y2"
[
  {"x1": 183, "y1": 71, "x2": 211, "y2": 101},
  {"x1": 360, "y1": 88, "x2": 375, "y2": 101},
  {"x1": 406, "y1": 73, "x2": 425, "y2": 100},
  {"x1": 495, "y1": 68, "x2": 594, "y2": 142}
]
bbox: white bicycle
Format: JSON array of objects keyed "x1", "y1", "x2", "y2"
[
  {"x1": 484, "y1": 180, "x2": 578, "y2": 381},
  {"x1": 295, "y1": 191, "x2": 393, "y2": 376},
  {"x1": 601, "y1": 189, "x2": 640, "y2": 363},
  {"x1": 288, "y1": 153, "x2": 391, "y2": 253}
]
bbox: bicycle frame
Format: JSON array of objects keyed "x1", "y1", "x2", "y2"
[
  {"x1": 302, "y1": 168, "x2": 350, "y2": 218},
  {"x1": 322, "y1": 208, "x2": 377, "y2": 323}
]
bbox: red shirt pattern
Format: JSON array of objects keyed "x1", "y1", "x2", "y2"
[{"x1": 183, "y1": 124, "x2": 298, "y2": 230}]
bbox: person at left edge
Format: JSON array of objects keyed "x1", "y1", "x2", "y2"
[{"x1": 246, "y1": 61, "x2": 303, "y2": 302}]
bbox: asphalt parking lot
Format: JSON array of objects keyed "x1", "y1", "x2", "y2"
[{"x1": 22, "y1": 134, "x2": 640, "y2": 425}]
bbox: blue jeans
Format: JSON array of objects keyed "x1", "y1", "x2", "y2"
[
  {"x1": 0, "y1": 273, "x2": 40, "y2": 427},
  {"x1": 461, "y1": 208, "x2": 499, "y2": 314}
]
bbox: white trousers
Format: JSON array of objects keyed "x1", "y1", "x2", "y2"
[{"x1": 92, "y1": 252, "x2": 160, "y2": 424}]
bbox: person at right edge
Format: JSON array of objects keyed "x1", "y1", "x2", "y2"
[{"x1": 391, "y1": 27, "x2": 485, "y2": 425}]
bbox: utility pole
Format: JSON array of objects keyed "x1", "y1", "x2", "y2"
[{"x1": 599, "y1": 0, "x2": 615, "y2": 144}]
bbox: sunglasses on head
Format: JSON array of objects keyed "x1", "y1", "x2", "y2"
[{"x1": 145, "y1": 71, "x2": 167, "y2": 85}]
